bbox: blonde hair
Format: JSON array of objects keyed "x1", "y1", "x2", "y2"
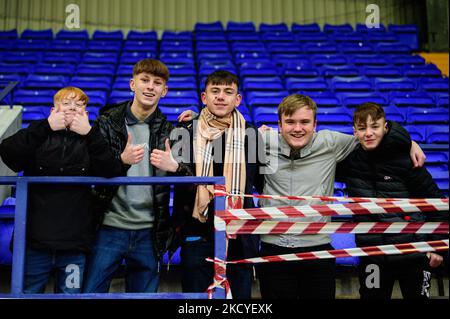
[
  {"x1": 54, "y1": 86, "x2": 89, "y2": 106},
  {"x1": 278, "y1": 94, "x2": 317, "y2": 122}
]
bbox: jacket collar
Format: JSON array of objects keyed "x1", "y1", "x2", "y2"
[{"x1": 278, "y1": 132, "x2": 316, "y2": 159}]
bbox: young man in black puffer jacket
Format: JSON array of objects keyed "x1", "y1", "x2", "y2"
[
  {"x1": 0, "y1": 87, "x2": 120, "y2": 293},
  {"x1": 337, "y1": 102, "x2": 448, "y2": 299}
]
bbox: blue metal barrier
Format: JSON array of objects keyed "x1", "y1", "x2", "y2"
[{"x1": 0, "y1": 176, "x2": 226, "y2": 299}]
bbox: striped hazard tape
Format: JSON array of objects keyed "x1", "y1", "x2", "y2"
[
  {"x1": 226, "y1": 220, "x2": 449, "y2": 235},
  {"x1": 221, "y1": 240, "x2": 449, "y2": 265}
]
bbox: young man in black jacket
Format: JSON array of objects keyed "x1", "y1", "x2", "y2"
[
  {"x1": 337, "y1": 102, "x2": 448, "y2": 299},
  {"x1": 82, "y1": 59, "x2": 190, "y2": 293},
  {"x1": 152, "y1": 70, "x2": 265, "y2": 298},
  {"x1": 0, "y1": 86, "x2": 120, "y2": 293}
]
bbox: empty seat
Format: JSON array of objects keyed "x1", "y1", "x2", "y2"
[
  {"x1": 161, "y1": 31, "x2": 193, "y2": 41},
  {"x1": 87, "y1": 40, "x2": 122, "y2": 53},
  {"x1": 82, "y1": 52, "x2": 119, "y2": 64},
  {"x1": 159, "y1": 96, "x2": 199, "y2": 108},
  {"x1": 252, "y1": 107, "x2": 279, "y2": 126},
  {"x1": 307, "y1": 92, "x2": 341, "y2": 108},
  {"x1": 295, "y1": 33, "x2": 328, "y2": 43},
  {"x1": 316, "y1": 124, "x2": 354, "y2": 135},
  {"x1": 14, "y1": 89, "x2": 55, "y2": 106},
  {"x1": 76, "y1": 63, "x2": 116, "y2": 77},
  {"x1": 323, "y1": 24, "x2": 353, "y2": 33},
  {"x1": 259, "y1": 23, "x2": 288, "y2": 33},
  {"x1": 195, "y1": 21, "x2": 224, "y2": 33},
  {"x1": 407, "y1": 107, "x2": 449, "y2": 124},
  {"x1": 291, "y1": 23, "x2": 321, "y2": 33},
  {"x1": 22, "y1": 106, "x2": 50, "y2": 122},
  {"x1": 2, "y1": 52, "x2": 42, "y2": 64},
  {"x1": 390, "y1": 54, "x2": 425, "y2": 66},
  {"x1": 430, "y1": 170, "x2": 449, "y2": 194},
  {"x1": 121, "y1": 52, "x2": 156, "y2": 64},
  {"x1": 360, "y1": 66, "x2": 402, "y2": 78},
  {"x1": 15, "y1": 39, "x2": 50, "y2": 51},
  {"x1": 424, "y1": 151, "x2": 449, "y2": 164},
  {"x1": 116, "y1": 64, "x2": 134, "y2": 76},
  {"x1": 355, "y1": 23, "x2": 386, "y2": 33},
  {"x1": 92, "y1": 30, "x2": 124, "y2": 41},
  {"x1": 384, "y1": 105, "x2": 406, "y2": 123},
  {"x1": 434, "y1": 93, "x2": 449, "y2": 108},
  {"x1": 353, "y1": 55, "x2": 389, "y2": 66},
  {"x1": 339, "y1": 92, "x2": 388, "y2": 108},
  {"x1": 426, "y1": 126, "x2": 449, "y2": 144},
  {"x1": 43, "y1": 52, "x2": 81, "y2": 64},
  {"x1": 403, "y1": 64, "x2": 441, "y2": 78},
  {"x1": 23, "y1": 74, "x2": 69, "y2": 90},
  {"x1": 227, "y1": 32, "x2": 261, "y2": 42},
  {"x1": 331, "y1": 76, "x2": 372, "y2": 92},
  {"x1": 420, "y1": 78, "x2": 449, "y2": 93},
  {"x1": 374, "y1": 77, "x2": 416, "y2": 92},
  {"x1": 242, "y1": 76, "x2": 284, "y2": 91},
  {"x1": 240, "y1": 62, "x2": 278, "y2": 77},
  {"x1": 320, "y1": 65, "x2": 359, "y2": 77},
  {"x1": 85, "y1": 91, "x2": 107, "y2": 107},
  {"x1": 21, "y1": 29, "x2": 53, "y2": 40},
  {"x1": 55, "y1": 29, "x2": 89, "y2": 40},
  {"x1": 316, "y1": 107, "x2": 352, "y2": 123},
  {"x1": 70, "y1": 76, "x2": 112, "y2": 92},
  {"x1": 375, "y1": 43, "x2": 411, "y2": 54},
  {"x1": 126, "y1": 30, "x2": 157, "y2": 41},
  {"x1": 49, "y1": 39, "x2": 86, "y2": 52},
  {"x1": 285, "y1": 77, "x2": 328, "y2": 93},
  {"x1": 388, "y1": 24, "x2": 419, "y2": 51},
  {"x1": 262, "y1": 32, "x2": 295, "y2": 42},
  {"x1": 389, "y1": 92, "x2": 435, "y2": 108},
  {"x1": 303, "y1": 42, "x2": 338, "y2": 54},
  {"x1": 226, "y1": 21, "x2": 256, "y2": 32},
  {"x1": 160, "y1": 106, "x2": 199, "y2": 123},
  {"x1": 404, "y1": 125, "x2": 426, "y2": 143},
  {"x1": 167, "y1": 76, "x2": 198, "y2": 91},
  {"x1": 123, "y1": 40, "x2": 158, "y2": 52},
  {"x1": 311, "y1": 55, "x2": 347, "y2": 66},
  {"x1": 339, "y1": 43, "x2": 374, "y2": 54},
  {"x1": 0, "y1": 63, "x2": 34, "y2": 75},
  {"x1": 108, "y1": 90, "x2": 135, "y2": 104},
  {"x1": 331, "y1": 234, "x2": 359, "y2": 266},
  {"x1": 0, "y1": 29, "x2": 18, "y2": 40},
  {"x1": 247, "y1": 94, "x2": 285, "y2": 109}
]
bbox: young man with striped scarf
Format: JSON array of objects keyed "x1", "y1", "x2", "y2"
[{"x1": 154, "y1": 70, "x2": 265, "y2": 298}]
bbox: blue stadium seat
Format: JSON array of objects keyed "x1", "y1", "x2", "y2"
[
  {"x1": 120, "y1": 52, "x2": 156, "y2": 64},
  {"x1": 295, "y1": 33, "x2": 328, "y2": 43},
  {"x1": 307, "y1": 92, "x2": 341, "y2": 108},
  {"x1": 167, "y1": 76, "x2": 198, "y2": 91},
  {"x1": 158, "y1": 96, "x2": 200, "y2": 108},
  {"x1": 360, "y1": 66, "x2": 402, "y2": 78},
  {"x1": 389, "y1": 92, "x2": 435, "y2": 108},
  {"x1": 311, "y1": 55, "x2": 348, "y2": 66},
  {"x1": 403, "y1": 64, "x2": 441, "y2": 78},
  {"x1": 160, "y1": 106, "x2": 199, "y2": 123},
  {"x1": 316, "y1": 107, "x2": 352, "y2": 123},
  {"x1": 43, "y1": 52, "x2": 81, "y2": 64},
  {"x1": 22, "y1": 106, "x2": 50, "y2": 121},
  {"x1": 70, "y1": 76, "x2": 112, "y2": 92},
  {"x1": 92, "y1": 30, "x2": 124, "y2": 41},
  {"x1": 15, "y1": 39, "x2": 50, "y2": 51},
  {"x1": 196, "y1": 42, "x2": 230, "y2": 53},
  {"x1": 339, "y1": 43, "x2": 375, "y2": 54},
  {"x1": 426, "y1": 126, "x2": 449, "y2": 144},
  {"x1": 196, "y1": 33, "x2": 227, "y2": 42},
  {"x1": 331, "y1": 76, "x2": 372, "y2": 92},
  {"x1": 195, "y1": 21, "x2": 224, "y2": 33},
  {"x1": 389, "y1": 54, "x2": 425, "y2": 66},
  {"x1": 384, "y1": 105, "x2": 407, "y2": 123},
  {"x1": 227, "y1": 32, "x2": 261, "y2": 42},
  {"x1": 0, "y1": 63, "x2": 34, "y2": 75},
  {"x1": 49, "y1": 39, "x2": 86, "y2": 52},
  {"x1": 234, "y1": 52, "x2": 271, "y2": 65},
  {"x1": 434, "y1": 93, "x2": 449, "y2": 108},
  {"x1": 285, "y1": 77, "x2": 328, "y2": 93},
  {"x1": 231, "y1": 42, "x2": 267, "y2": 53},
  {"x1": 0, "y1": 29, "x2": 18, "y2": 40},
  {"x1": 126, "y1": 30, "x2": 157, "y2": 41},
  {"x1": 420, "y1": 77, "x2": 449, "y2": 93},
  {"x1": 338, "y1": 92, "x2": 388, "y2": 108},
  {"x1": 252, "y1": 107, "x2": 279, "y2": 126},
  {"x1": 198, "y1": 52, "x2": 233, "y2": 63},
  {"x1": 323, "y1": 24, "x2": 353, "y2": 33},
  {"x1": 242, "y1": 76, "x2": 284, "y2": 91},
  {"x1": 259, "y1": 23, "x2": 288, "y2": 33},
  {"x1": 355, "y1": 23, "x2": 386, "y2": 33},
  {"x1": 320, "y1": 65, "x2": 359, "y2": 77},
  {"x1": 160, "y1": 41, "x2": 193, "y2": 52},
  {"x1": 166, "y1": 90, "x2": 199, "y2": 100},
  {"x1": 240, "y1": 61, "x2": 278, "y2": 77},
  {"x1": 316, "y1": 124, "x2": 353, "y2": 135},
  {"x1": 167, "y1": 64, "x2": 196, "y2": 77},
  {"x1": 0, "y1": 40, "x2": 16, "y2": 51},
  {"x1": 112, "y1": 77, "x2": 131, "y2": 91},
  {"x1": 85, "y1": 91, "x2": 107, "y2": 107},
  {"x1": 226, "y1": 21, "x2": 256, "y2": 33},
  {"x1": 424, "y1": 151, "x2": 448, "y2": 165},
  {"x1": 159, "y1": 52, "x2": 194, "y2": 60},
  {"x1": 21, "y1": 29, "x2": 53, "y2": 40},
  {"x1": 76, "y1": 63, "x2": 116, "y2": 77},
  {"x1": 55, "y1": 29, "x2": 89, "y2": 40},
  {"x1": 283, "y1": 65, "x2": 320, "y2": 78},
  {"x1": 291, "y1": 23, "x2": 321, "y2": 33},
  {"x1": 429, "y1": 170, "x2": 449, "y2": 194},
  {"x1": 375, "y1": 43, "x2": 411, "y2": 54},
  {"x1": 23, "y1": 74, "x2": 69, "y2": 90},
  {"x1": 161, "y1": 31, "x2": 193, "y2": 41},
  {"x1": 374, "y1": 77, "x2": 416, "y2": 92},
  {"x1": 0, "y1": 74, "x2": 22, "y2": 89},
  {"x1": 0, "y1": 217, "x2": 13, "y2": 265},
  {"x1": 388, "y1": 24, "x2": 419, "y2": 51},
  {"x1": 87, "y1": 40, "x2": 122, "y2": 53},
  {"x1": 123, "y1": 40, "x2": 158, "y2": 52},
  {"x1": 248, "y1": 96, "x2": 285, "y2": 109},
  {"x1": 353, "y1": 55, "x2": 389, "y2": 66},
  {"x1": 108, "y1": 90, "x2": 134, "y2": 104},
  {"x1": 14, "y1": 89, "x2": 55, "y2": 106},
  {"x1": 365, "y1": 32, "x2": 398, "y2": 44},
  {"x1": 407, "y1": 107, "x2": 449, "y2": 124},
  {"x1": 2, "y1": 52, "x2": 42, "y2": 64},
  {"x1": 262, "y1": 31, "x2": 295, "y2": 42},
  {"x1": 331, "y1": 234, "x2": 359, "y2": 267},
  {"x1": 303, "y1": 42, "x2": 338, "y2": 54},
  {"x1": 116, "y1": 64, "x2": 134, "y2": 76},
  {"x1": 82, "y1": 52, "x2": 119, "y2": 64},
  {"x1": 404, "y1": 125, "x2": 426, "y2": 143},
  {"x1": 332, "y1": 32, "x2": 365, "y2": 43}
]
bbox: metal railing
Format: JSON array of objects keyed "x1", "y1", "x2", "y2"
[
  {"x1": 0, "y1": 176, "x2": 227, "y2": 299},
  {"x1": 0, "y1": 82, "x2": 19, "y2": 108}
]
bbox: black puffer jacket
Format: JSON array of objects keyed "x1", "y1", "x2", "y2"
[
  {"x1": 336, "y1": 121, "x2": 448, "y2": 263},
  {"x1": 0, "y1": 120, "x2": 120, "y2": 252},
  {"x1": 94, "y1": 101, "x2": 175, "y2": 259}
]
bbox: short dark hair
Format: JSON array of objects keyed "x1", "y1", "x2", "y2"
[
  {"x1": 204, "y1": 70, "x2": 239, "y2": 90},
  {"x1": 353, "y1": 102, "x2": 386, "y2": 126},
  {"x1": 133, "y1": 59, "x2": 169, "y2": 82}
]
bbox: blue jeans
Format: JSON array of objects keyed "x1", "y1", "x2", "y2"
[
  {"x1": 83, "y1": 226, "x2": 159, "y2": 293},
  {"x1": 24, "y1": 247, "x2": 86, "y2": 294}
]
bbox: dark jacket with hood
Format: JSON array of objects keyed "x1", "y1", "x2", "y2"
[
  {"x1": 336, "y1": 121, "x2": 448, "y2": 265},
  {"x1": 0, "y1": 119, "x2": 120, "y2": 253}
]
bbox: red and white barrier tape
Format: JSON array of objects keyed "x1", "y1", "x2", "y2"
[
  {"x1": 206, "y1": 258, "x2": 232, "y2": 299},
  {"x1": 216, "y1": 201, "x2": 449, "y2": 221},
  {"x1": 214, "y1": 185, "x2": 449, "y2": 205},
  {"x1": 223, "y1": 240, "x2": 449, "y2": 265},
  {"x1": 226, "y1": 220, "x2": 449, "y2": 235}
]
